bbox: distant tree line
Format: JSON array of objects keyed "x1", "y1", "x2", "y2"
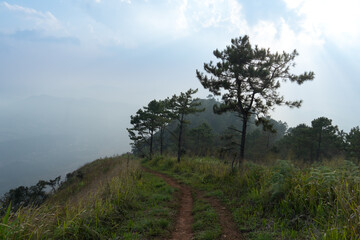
[
  {"x1": 0, "y1": 168, "x2": 86, "y2": 215},
  {"x1": 128, "y1": 35, "x2": 317, "y2": 167},
  {"x1": 127, "y1": 35, "x2": 360, "y2": 168},
  {"x1": 128, "y1": 94, "x2": 360, "y2": 165},
  {"x1": 128, "y1": 96, "x2": 287, "y2": 162},
  {"x1": 277, "y1": 117, "x2": 360, "y2": 163},
  {"x1": 0, "y1": 176, "x2": 61, "y2": 215},
  {"x1": 127, "y1": 89, "x2": 204, "y2": 162}
]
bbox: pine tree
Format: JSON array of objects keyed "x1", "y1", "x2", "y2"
[
  {"x1": 127, "y1": 100, "x2": 164, "y2": 159},
  {"x1": 311, "y1": 117, "x2": 342, "y2": 161},
  {"x1": 168, "y1": 89, "x2": 204, "y2": 162},
  {"x1": 157, "y1": 99, "x2": 173, "y2": 155},
  {"x1": 189, "y1": 122, "x2": 214, "y2": 156},
  {"x1": 196, "y1": 35, "x2": 314, "y2": 166},
  {"x1": 347, "y1": 126, "x2": 360, "y2": 162}
]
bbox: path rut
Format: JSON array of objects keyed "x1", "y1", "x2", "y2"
[
  {"x1": 143, "y1": 167, "x2": 244, "y2": 240},
  {"x1": 197, "y1": 191, "x2": 244, "y2": 240},
  {"x1": 143, "y1": 167, "x2": 193, "y2": 240}
]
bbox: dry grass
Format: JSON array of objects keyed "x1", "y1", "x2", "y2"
[{"x1": 1, "y1": 155, "x2": 176, "y2": 239}]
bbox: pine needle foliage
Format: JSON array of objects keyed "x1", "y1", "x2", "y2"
[{"x1": 196, "y1": 35, "x2": 314, "y2": 165}]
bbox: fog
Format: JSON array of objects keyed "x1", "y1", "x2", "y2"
[
  {"x1": 1, "y1": 0, "x2": 360, "y2": 197},
  {"x1": 0, "y1": 95, "x2": 131, "y2": 195}
]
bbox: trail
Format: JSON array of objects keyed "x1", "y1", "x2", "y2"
[
  {"x1": 143, "y1": 167, "x2": 244, "y2": 240},
  {"x1": 143, "y1": 167, "x2": 193, "y2": 240},
  {"x1": 197, "y1": 191, "x2": 244, "y2": 240}
]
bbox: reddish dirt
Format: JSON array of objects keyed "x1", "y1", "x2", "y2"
[
  {"x1": 143, "y1": 167, "x2": 193, "y2": 240},
  {"x1": 197, "y1": 191, "x2": 245, "y2": 240},
  {"x1": 143, "y1": 167, "x2": 244, "y2": 240}
]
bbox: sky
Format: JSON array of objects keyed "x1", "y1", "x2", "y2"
[{"x1": 1, "y1": 0, "x2": 360, "y2": 134}]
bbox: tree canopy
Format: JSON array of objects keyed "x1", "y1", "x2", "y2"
[
  {"x1": 127, "y1": 99, "x2": 166, "y2": 159},
  {"x1": 346, "y1": 126, "x2": 360, "y2": 162},
  {"x1": 168, "y1": 88, "x2": 204, "y2": 162},
  {"x1": 196, "y1": 35, "x2": 314, "y2": 166},
  {"x1": 277, "y1": 117, "x2": 343, "y2": 162}
]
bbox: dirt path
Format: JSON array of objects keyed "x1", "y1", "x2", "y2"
[
  {"x1": 143, "y1": 167, "x2": 244, "y2": 240},
  {"x1": 143, "y1": 167, "x2": 193, "y2": 240},
  {"x1": 197, "y1": 191, "x2": 244, "y2": 240}
]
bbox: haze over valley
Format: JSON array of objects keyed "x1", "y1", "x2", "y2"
[
  {"x1": 0, "y1": 95, "x2": 131, "y2": 195},
  {"x1": 1, "y1": 0, "x2": 360, "y2": 209}
]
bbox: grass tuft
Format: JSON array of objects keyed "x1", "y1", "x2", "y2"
[
  {"x1": 0, "y1": 155, "x2": 177, "y2": 239},
  {"x1": 145, "y1": 156, "x2": 360, "y2": 239}
]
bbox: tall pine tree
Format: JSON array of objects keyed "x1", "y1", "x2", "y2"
[
  {"x1": 168, "y1": 89, "x2": 204, "y2": 162},
  {"x1": 196, "y1": 35, "x2": 314, "y2": 166}
]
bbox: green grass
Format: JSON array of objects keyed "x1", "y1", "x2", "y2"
[
  {"x1": 145, "y1": 155, "x2": 360, "y2": 239},
  {"x1": 0, "y1": 156, "x2": 177, "y2": 239},
  {"x1": 4, "y1": 153, "x2": 360, "y2": 239},
  {"x1": 192, "y1": 194, "x2": 222, "y2": 240}
]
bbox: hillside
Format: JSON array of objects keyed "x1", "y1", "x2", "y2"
[
  {"x1": 0, "y1": 155, "x2": 178, "y2": 239},
  {"x1": 3, "y1": 154, "x2": 360, "y2": 239},
  {"x1": 0, "y1": 155, "x2": 243, "y2": 239}
]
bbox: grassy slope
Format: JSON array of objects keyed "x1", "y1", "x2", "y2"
[
  {"x1": 3, "y1": 154, "x2": 360, "y2": 239},
  {"x1": 0, "y1": 156, "x2": 178, "y2": 239},
  {"x1": 145, "y1": 155, "x2": 360, "y2": 240}
]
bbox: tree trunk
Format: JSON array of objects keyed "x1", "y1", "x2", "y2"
[
  {"x1": 150, "y1": 131, "x2": 153, "y2": 160},
  {"x1": 239, "y1": 115, "x2": 248, "y2": 167},
  {"x1": 197, "y1": 131, "x2": 200, "y2": 155},
  {"x1": 160, "y1": 127, "x2": 164, "y2": 155},
  {"x1": 231, "y1": 153, "x2": 237, "y2": 169},
  {"x1": 177, "y1": 114, "x2": 184, "y2": 163},
  {"x1": 316, "y1": 128, "x2": 322, "y2": 161}
]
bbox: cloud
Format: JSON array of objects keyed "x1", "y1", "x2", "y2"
[
  {"x1": 227, "y1": 0, "x2": 248, "y2": 33},
  {"x1": 176, "y1": 0, "x2": 188, "y2": 32},
  {"x1": 175, "y1": 0, "x2": 248, "y2": 34},
  {"x1": 3, "y1": 1, "x2": 41, "y2": 14},
  {"x1": 170, "y1": 0, "x2": 317, "y2": 53},
  {"x1": 283, "y1": 0, "x2": 360, "y2": 47},
  {"x1": 3, "y1": 2, "x2": 61, "y2": 32},
  {"x1": 85, "y1": 0, "x2": 316, "y2": 52}
]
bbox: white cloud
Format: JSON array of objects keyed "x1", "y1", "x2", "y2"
[
  {"x1": 250, "y1": 21, "x2": 277, "y2": 48},
  {"x1": 172, "y1": 0, "x2": 249, "y2": 36},
  {"x1": 111, "y1": 0, "x2": 316, "y2": 51},
  {"x1": 247, "y1": 17, "x2": 323, "y2": 54},
  {"x1": 283, "y1": 0, "x2": 360, "y2": 47},
  {"x1": 176, "y1": 0, "x2": 189, "y2": 32},
  {"x1": 227, "y1": 0, "x2": 248, "y2": 33},
  {"x1": 283, "y1": 0, "x2": 303, "y2": 9},
  {"x1": 3, "y1": 1, "x2": 37, "y2": 14},
  {"x1": 2, "y1": 1, "x2": 62, "y2": 34}
]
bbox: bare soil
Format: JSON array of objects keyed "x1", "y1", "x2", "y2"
[
  {"x1": 143, "y1": 167, "x2": 245, "y2": 240},
  {"x1": 197, "y1": 191, "x2": 244, "y2": 240},
  {"x1": 143, "y1": 167, "x2": 193, "y2": 240}
]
